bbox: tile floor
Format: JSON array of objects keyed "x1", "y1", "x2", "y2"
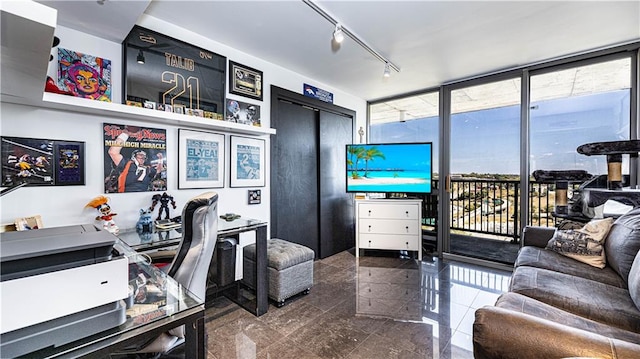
[{"x1": 204, "y1": 250, "x2": 512, "y2": 359}]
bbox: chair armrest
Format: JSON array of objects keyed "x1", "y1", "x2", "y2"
[
  {"x1": 147, "y1": 249, "x2": 177, "y2": 264},
  {"x1": 521, "y1": 226, "x2": 556, "y2": 248},
  {"x1": 473, "y1": 306, "x2": 640, "y2": 359}
]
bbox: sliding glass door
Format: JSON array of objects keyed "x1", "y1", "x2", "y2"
[{"x1": 446, "y1": 77, "x2": 522, "y2": 264}]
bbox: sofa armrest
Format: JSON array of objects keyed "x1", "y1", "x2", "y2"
[
  {"x1": 521, "y1": 226, "x2": 556, "y2": 248},
  {"x1": 473, "y1": 306, "x2": 640, "y2": 359}
]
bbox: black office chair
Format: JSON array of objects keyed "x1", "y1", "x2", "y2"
[{"x1": 114, "y1": 191, "x2": 219, "y2": 357}]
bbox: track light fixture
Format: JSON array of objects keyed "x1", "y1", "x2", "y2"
[
  {"x1": 302, "y1": 0, "x2": 400, "y2": 75},
  {"x1": 136, "y1": 49, "x2": 145, "y2": 64},
  {"x1": 333, "y1": 24, "x2": 344, "y2": 43}
]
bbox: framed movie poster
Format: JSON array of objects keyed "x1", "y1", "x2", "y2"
[
  {"x1": 229, "y1": 61, "x2": 263, "y2": 101},
  {"x1": 230, "y1": 136, "x2": 265, "y2": 187},
  {"x1": 102, "y1": 123, "x2": 167, "y2": 193},
  {"x1": 1, "y1": 136, "x2": 86, "y2": 187},
  {"x1": 123, "y1": 26, "x2": 226, "y2": 119},
  {"x1": 178, "y1": 129, "x2": 225, "y2": 189}
]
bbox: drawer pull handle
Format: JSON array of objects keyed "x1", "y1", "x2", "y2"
[
  {"x1": 368, "y1": 225, "x2": 372, "y2": 232},
  {"x1": 405, "y1": 226, "x2": 409, "y2": 233},
  {"x1": 405, "y1": 210, "x2": 409, "y2": 217}
]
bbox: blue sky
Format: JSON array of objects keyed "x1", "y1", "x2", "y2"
[{"x1": 370, "y1": 90, "x2": 630, "y2": 175}]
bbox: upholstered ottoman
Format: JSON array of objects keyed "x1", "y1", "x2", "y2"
[{"x1": 243, "y1": 238, "x2": 314, "y2": 307}]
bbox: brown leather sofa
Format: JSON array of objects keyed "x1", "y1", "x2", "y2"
[{"x1": 473, "y1": 207, "x2": 640, "y2": 359}]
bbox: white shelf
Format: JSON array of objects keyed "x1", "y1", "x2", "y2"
[
  {"x1": 0, "y1": 2, "x2": 275, "y2": 137},
  {"x1": 40, "y1": 93, "x2": 276, "y2": 136}
]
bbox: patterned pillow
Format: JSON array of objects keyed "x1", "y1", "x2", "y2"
[{"x1": 546, "y1": 218, "x2": 614, "y2": 268}]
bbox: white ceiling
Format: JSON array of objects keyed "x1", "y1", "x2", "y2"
[{"x1": 36, "y1": 0, "x2": 640, "y2": 102}]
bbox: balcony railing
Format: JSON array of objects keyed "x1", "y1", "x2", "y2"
[{"x1": 417, "y1": 178, "x2": 579, "y2": 243}]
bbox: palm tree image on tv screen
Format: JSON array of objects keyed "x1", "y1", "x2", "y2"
[{"x1": 346, "y1": 143, "x2": 432, "y2": 194}]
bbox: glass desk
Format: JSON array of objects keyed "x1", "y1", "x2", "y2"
[
  {"x1": 118, "y1": 217, "x2": 269, "y2": 317},
  {"x1": 26, "y1": 239, "x2": 206, "y2": 358}
]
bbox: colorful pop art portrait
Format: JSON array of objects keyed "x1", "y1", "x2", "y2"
[{"x1": 58, "y1": 48, "x2": 112, "y2": 102}]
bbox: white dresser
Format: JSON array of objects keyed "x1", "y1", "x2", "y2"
[{"x1": 355, "y1": 199, "x2": 422, "y2": 260}]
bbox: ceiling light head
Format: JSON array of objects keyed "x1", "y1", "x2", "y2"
[
  {"x1": 96, "y1": 0, "x2": 106, "y2": 5},
  {"x1": 137, "y1": 50, "x2": 145, "y2": 64},
  {"x1": 383, "y1": 63, "x2": 391, "y2": 78},
  {"x1": 333, "y1": 24, "x2": 344, "y2": 44}
]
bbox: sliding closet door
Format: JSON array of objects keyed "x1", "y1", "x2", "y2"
[
  {"x1": 319, "y1": 111, "x2": 354, "y2": 258},
  {"x1": 271, "y1": 100, "x2": 320, "y2": 255}
]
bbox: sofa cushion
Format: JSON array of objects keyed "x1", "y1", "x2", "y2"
[
  {"x1": 605, "y1": 206, "x2": 640, "y2": 283},
  {"x1": 495, "y1": 292, "x2": 640, "y2": 345},
  {"x1": 515, "y1": 246, "x2": 627, "y2": 288},
  {"x1": 474, "y1": 305, "x2": 640, "y2": 359},
  {"x1": 510, "y1": 266, "x2": 640, "y2": 332},
  {"x1": 545, "y1": 218, "x2": 613, "y2": 268},
  {"x1": 630, "y1": 251, "x2": 640, "y2": 311}
]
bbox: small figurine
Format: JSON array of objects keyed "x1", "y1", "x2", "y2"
[
  {"x1": 86, "y1": 195, "x2": 119, "y2": 234},
  {"x1": 136, "y1": 208, "x2": 154, "y2": 233},
  {"x1": 150, "y1": 192, "x2": 176, "y2": 221}
]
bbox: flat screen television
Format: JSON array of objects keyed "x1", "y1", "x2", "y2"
[{"x1": 346, "y1": 142, "x2": 432, "y2": 194}]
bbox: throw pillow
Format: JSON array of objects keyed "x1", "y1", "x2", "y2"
[
  {"x1": 629, "y1": 251, "x2": 640, "y2": 311},
  {"x1": 546, "y1": 217, "x2": 614, "y2": 268},
  {"x1": 604, "y1": 206, "x2": 640, "y2": 283}
]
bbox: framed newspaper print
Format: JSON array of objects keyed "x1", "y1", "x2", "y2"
[
  {"x1": 123, "y1": 26, "x2": 226, "y2": 120},
  {"x1": 229, "y1": 61, "x2": 263, "y2": 101},
  {"x1": 178, "y1": 129, "x2": 225, "y2": 189},
  {"x1": 230, "y1": 136, "x2": 265, "y2": 187}
]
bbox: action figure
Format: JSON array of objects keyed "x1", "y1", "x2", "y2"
[
  {"x1": 136, "y1": 208, "x2": 154, "y2": 233},
  {"x1": 150, "y1": 192, "x2": 176, "y2": 221},
  {"x1": 86, "y1": 195, "x2": 119, "y2": 234}
]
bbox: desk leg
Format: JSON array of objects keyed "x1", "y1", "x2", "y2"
[
  {"x1": 255, "y1": 225, "x2": 269, "y2": 316},
  {"x1": 185, "y1": 313, "x2": 205, "y2": 359}
]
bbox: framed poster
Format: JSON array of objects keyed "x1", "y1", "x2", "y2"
[
  {"x1": 54, "y1": 141, "x2": 86, "y2": 185},
  {"x1": 178, "y1": 129, "x2": 225, "y2": 189},
  {"x1": 57, "y1": 48, "x2": 112, "y2": 102},
  {"x1": 225, "y1": 99, "x2": 261, "y2": 126},
  {"x1": 229, "y1": 61, "x2": 263, "y2": 101},
  {"x1": 230, "y1": 136, "x2": 265, "y2": 187},
  {"x1": 102, "y1": 123, "x2": 167, "y2": 193},
  {"x1": 123, "y1": 26, "x2": 226, "y2": 117},
  {"x1": 1, "y1": 136, "x2": 85, "y2": 187}
]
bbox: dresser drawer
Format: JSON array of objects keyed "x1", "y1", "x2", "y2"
[
  {"x1": 358, "y1": 203, "x2": 419, "y2": 220},
  {"x1": 358, "y1": 234, "x2": 420, "y2": 251},
  {"x1": 358, "y1": 219, "x2": 420, "y2": 235}
]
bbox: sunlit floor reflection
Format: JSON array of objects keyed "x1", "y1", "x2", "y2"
[{"x1": 204, "y1": 250, "x2": 512, "y2": 359}]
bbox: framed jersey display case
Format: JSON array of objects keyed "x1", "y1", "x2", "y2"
[{"x1": 123, "y1": 26, "x2": 226, "y2": 120}]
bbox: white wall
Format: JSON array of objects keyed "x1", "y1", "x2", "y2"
[{"x1": 0, "y1": 18, "x2": 367, "y2": 230}]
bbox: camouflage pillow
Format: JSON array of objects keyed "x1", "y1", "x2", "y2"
[{"x1": 546, "y1": 218, "x2": 614, "y2": 268}]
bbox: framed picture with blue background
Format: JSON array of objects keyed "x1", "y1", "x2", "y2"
[
  {"x1": 230, "y1": 135, "x2": 265, "y2": 187},
  {"x1": 178, "y1": 129, "x2": 225, "y2": 189}
]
